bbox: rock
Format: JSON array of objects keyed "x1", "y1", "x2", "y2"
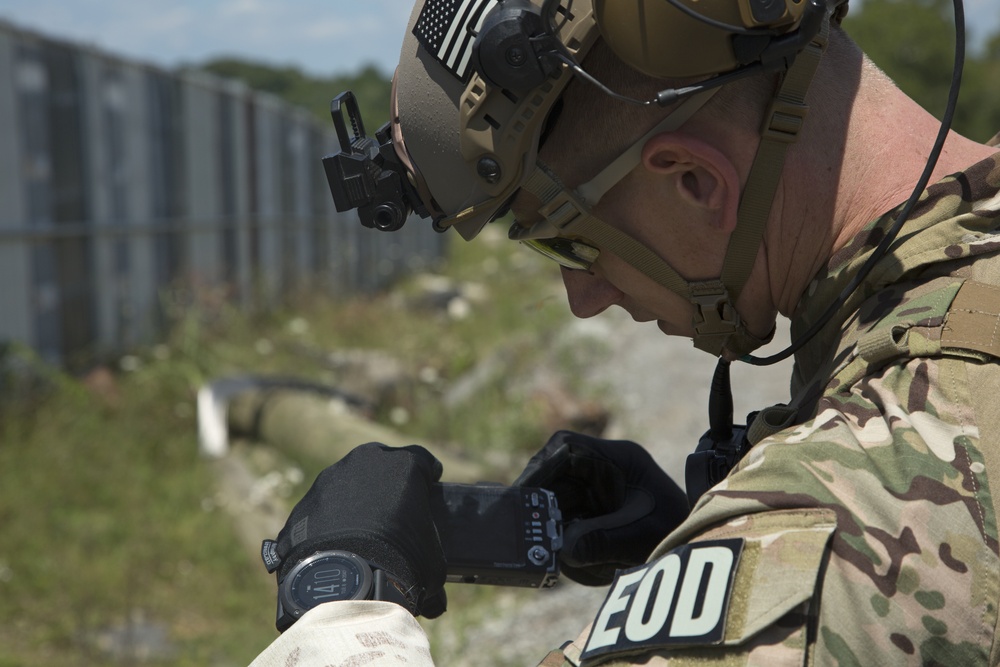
[{"x1": 87, "y1": 610, "x2": 175, "y2": 663}]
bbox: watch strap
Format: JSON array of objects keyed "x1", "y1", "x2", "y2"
[{"x1": 372, "y1": 567, "x2": 418, "y2": 613}]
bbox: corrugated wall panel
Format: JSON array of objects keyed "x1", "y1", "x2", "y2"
[
  {"x1": 183, "y1": 71, "x2": 222, "y2": 286},
  {"x1": 309, "y1": 126, "x2": 333, "y2": 285},
  {"x1": 47, "y1": 45, "x2": 95, "y2": 368},
  {"x1": 122, "y1": 62, "x2": 157, "y2": 348},
  {"x1": 21, "y1": 43, "x2": 60, "y2": 364},
  {"x1": 221, "y1": 79, "x2": 254, "y2": 309},
  {"x1": 289, "y1": 111, "x2": 313, "y2": 290},
  {"x1": 0, "y1": 28, "x2": 32, "y2": 349},
  {"x1": 146, "y1": 68, "x2": 185, "y2": 300},
  {"x1": 80, "y1": 50, "x2": 122, "y2": 358},
  {"x1": 0, "y1": 20, "x2": 447, "y2": 366},
  {"x1": 252, "y1": 92, "x2": 283, "y2": 305}
]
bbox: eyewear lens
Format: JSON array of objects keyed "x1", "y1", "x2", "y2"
[{"x1": 520, "y1": 237, "x2": 600, "y2": 271}]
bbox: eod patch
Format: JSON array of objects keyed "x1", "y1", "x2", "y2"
[{"x1": 581, "y1": 539, "x2": 744, "y2": 661}]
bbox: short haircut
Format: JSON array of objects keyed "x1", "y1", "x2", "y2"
[{"x1": 540, "y1": 25, "x2": 878, "y2": 187}]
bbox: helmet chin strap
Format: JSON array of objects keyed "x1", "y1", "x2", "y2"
[
  {"x1": 516, "y1": 19, "x2": 830, "y2": 358},
  {"x1": 517, "y1": 164, "x2": 775, "y2": 357},
  {"x1": 710, "y1": 18, "x2": 830, "y2": 356}
]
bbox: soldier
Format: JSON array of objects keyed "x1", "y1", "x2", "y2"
[{"x1": 252, "y1": 0, "x2": 1000, "y2": 664}]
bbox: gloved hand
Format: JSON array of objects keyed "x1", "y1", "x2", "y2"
[
  {"x1": 515, "y1": 430, "x2": 689, "y2": 586},
  {"x1": 269, "y1": 442, "x2": 448, "y2": 618}
]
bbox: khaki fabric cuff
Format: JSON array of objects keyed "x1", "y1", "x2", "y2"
[{"x1": 249, "y1": 600, "x2": 434, "y2": 667}]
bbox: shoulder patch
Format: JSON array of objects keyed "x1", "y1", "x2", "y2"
[{"x1": 580, "y1": 539, "x2": 744, "y2": 662}]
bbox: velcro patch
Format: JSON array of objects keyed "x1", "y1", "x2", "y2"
[
  {"x1": 412, "y1": 0, "x2": 500, "y2": 82},
  {"x1": 581, "y1": 539, "x2": 744, "y2": 661}
]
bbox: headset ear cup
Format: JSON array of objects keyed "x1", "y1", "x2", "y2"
[
  {"x1": 592, "y1": 0, "x2": 828, "y2": 78},
  {"x1": 472, "y1": 3, "x2": 552, "y2": 91},
  {"x1": 593, "y1": 0, "x2": 746, "y2": 77}
]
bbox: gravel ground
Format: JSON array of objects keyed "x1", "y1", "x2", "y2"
[
  {"x1": 440, "y1": 308, "x2": 796, "y2": 665},
  {"x1": 574, "y1": 309, "x2": 795, "y2": 483}
]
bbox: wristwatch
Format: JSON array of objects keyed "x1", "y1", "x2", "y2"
[{"x1": 274, "y1": 550, "x2": 412, "y2": 632}]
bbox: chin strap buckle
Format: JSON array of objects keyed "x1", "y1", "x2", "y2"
[{"x1": 690, "y1": 281, "x2": 740, "y2": 356}]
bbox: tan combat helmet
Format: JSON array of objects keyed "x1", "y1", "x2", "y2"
[{"x1": 337, "y1": 0, "x2": 848, "y2": 356}]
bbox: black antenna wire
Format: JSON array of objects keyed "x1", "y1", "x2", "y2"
[
  {"x1": 546, "y1": 51, "x2": 652, "y2": 106},
  {"x1": 708, "y1": 358, "x2": 735, "y2": 442},
  {"x1": 537, "y1": 0, "x2": 792, "y2": 108},
  {"x1": 541, "y1": 0, "x2": 777, "y2": 36},
  {"x1": 741, "y1": 0, "x2": 966, "y2": 366}
]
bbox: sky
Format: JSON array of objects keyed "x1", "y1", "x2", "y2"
[
  {"x1": 0, "y1": 0, "x2": 996, "y2": 78},
  {"x1": 0, "y1": 0, "x2": 417, "y2": 77}
]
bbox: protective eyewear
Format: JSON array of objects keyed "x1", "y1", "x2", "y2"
[{"x1": 516, "y1": 234, "x2": 601, "y2": 271}]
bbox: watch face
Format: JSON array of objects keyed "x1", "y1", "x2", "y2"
[{"x1": 284, "y1": 552, "x2": 373, "y2": 615}]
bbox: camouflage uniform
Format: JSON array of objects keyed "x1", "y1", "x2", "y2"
[
  {"x1": 542, "y1": 153, "x2": 1000, "y2": 666},
  {"x1": 250, "y1": 155, "x2": 1000, "y2": 666}
]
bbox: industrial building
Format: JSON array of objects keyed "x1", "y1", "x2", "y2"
[{"x1": 0, "y1": 20, "x2": 444, "y2": 367}]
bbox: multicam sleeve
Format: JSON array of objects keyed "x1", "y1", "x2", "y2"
[
  {"x1": 651, "y1": 354, "x2": 998, "y2": 665},
  {"x1": 541, "y1": 508, "x2": 837, "y2": 667},
  {"x1": 541, "y1": 350, "x2": 1000, "y2": 665},
  {"x1": 249, "y1": 601, "x2": 435, "y2": 667}
]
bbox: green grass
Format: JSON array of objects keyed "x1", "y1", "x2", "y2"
[
  {"x1": 0, "y1": 226, "x2": 588, "y2": 665},
  {"x1": 0, "y1": 351, "x2": 275, "y2": 665}
]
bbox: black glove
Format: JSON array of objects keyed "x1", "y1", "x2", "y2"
[
  {"x1": 515, "y1": 430, "x2": 689, "y2": 586},
  {"x1": 271, "y1": 442, "x2": 448, "y2": 618}
]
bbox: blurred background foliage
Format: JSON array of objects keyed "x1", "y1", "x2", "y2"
[
  {"x1": 843, "y1": 0, "x2": 1000, "y2": 143},
  {"x1": 194, "y1": 60, "x2": 393, "y2": 131},
  {"x1": 0, "y1": 227, "x2": 582, "y2": 666}
]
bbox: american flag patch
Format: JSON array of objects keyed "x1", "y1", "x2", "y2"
[{"x1": 412, "y1": 0, "x2": 500, "y2": 82}]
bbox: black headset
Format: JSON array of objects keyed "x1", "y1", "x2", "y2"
[{"x1": 473, "y1": 0, "x2": 843, "y2": 107}]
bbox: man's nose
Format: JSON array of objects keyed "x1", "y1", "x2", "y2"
[{"x1": 560, "y1": 267, "x2": 623, "y2": 318}]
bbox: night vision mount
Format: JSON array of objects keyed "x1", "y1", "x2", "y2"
[{"x1": 322, "y1": 92, "x2": 428, "y2": 232}]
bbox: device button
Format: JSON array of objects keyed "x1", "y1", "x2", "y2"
[{"x1": 528, "y1": 546, "x2": 550, "y2": 565}]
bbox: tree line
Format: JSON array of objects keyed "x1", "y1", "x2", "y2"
[
  {"x1": 194, "y1": 59, "x2": 394, "y2": 135},
  {"x1": 844, "y1": 0, "x2": 999, "y2": 144},
  {"x1": 196, "y1": 0, "x2": 998, "y2": 150}
]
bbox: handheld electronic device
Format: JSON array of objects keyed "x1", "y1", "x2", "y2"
[
  {"x1": 431, "y1": 483, "x2": 562, "y2": 588},
  {"x1": 270, "y1": 482, "x2": 562, "y2": 631}
]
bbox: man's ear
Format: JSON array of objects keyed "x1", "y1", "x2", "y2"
[{"x1": 641, "y1": 134, "x2": 740, "y2": 233}]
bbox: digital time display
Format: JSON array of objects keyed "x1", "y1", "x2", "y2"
[{"x1": 289, "y1": 553, "x2": 370, "y2": 609}]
